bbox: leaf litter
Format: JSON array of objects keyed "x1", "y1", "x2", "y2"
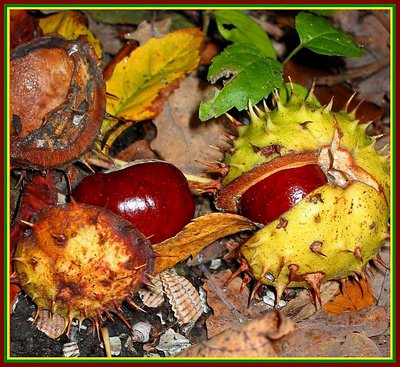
[{"x1": 9, "y1": 8, "x2": 391, "y2": 359}]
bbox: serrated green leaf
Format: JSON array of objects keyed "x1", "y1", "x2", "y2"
[
  {"x1": 199, "y1": 44, "x2": 282, "y2": 121},
  {"x1": 214, "y1": 10, "x2": 276, "y2": 58},
  {"x1": 296, "y1": 12, "x2": 364, "y2": 57}
]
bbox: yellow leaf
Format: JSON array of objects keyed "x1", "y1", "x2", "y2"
[
  {"x1": 152, "y1": 213, "x2": 256, "y2": 275},
  {"x1": 39, "y1": 11, "x2": 102, "y2": 61},
  {"x1": 104, "y1": 27, "x2": 204, "y2": 123}
]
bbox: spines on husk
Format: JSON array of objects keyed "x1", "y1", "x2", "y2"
[{"x1": 219, "y1": 86, "x2": 390, "y2": 305}]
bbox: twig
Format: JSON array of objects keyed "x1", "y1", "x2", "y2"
[{"x1": 101, "y1": 327, "x2": 112, "y2": 358}]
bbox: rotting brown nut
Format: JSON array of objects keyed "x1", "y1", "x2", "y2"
[{"x1": 10, "y1": 35, "x2": 106, "y2": 170}]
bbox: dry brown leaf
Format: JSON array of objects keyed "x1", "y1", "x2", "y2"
[
  {"x1": 86, "y1": 13, "x2": 123, "y2": 55},
  {"x1": 339, "y1": 332, "x2": 382, "y2": 357},
  {"x1": 199, "y1": 40, "x2": 220, "y2": 65},
  {"x1": 323, "y1": 278, "x2": 376, "y2": 315},
  {"x1": 125, "y1": 19, "x2": 173, "y2": 45},
  {"x1": 369, "y1": 242, "x2": 390, "y2": 310},
  {"x1": 281, "y1": 281, "x2": 339, "y2": 322},
  {"x1": 177, "y1": 310, "x2": 295, "y2": 357},
  {"x1": 186, "y1": 239, "x2": 227, "y2": 267},
  {"x1": 203, "y1": 269, "x2": 271, "y2": 338},
  {"x1": 114, "y1": 139, "x2": 158, "y2": 162},
  {"x1": 152, "y1": 213, "x2": 256, "y2": 275},
  {"x1": 283, "y1": 61, "x2": 383, "y2": 124},
  {"x1": 276, "y1": 306, "x2": 388, "y2": 357},
  {"x1": 332, "y1": 11, "x2": 390, "y2": 106},
  {"x1": 151, "y1": 74, "x2": 230, "y2": 176}
]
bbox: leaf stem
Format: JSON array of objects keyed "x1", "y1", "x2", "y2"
[{"x1": 282, "y1": 44, "x2": 303, "y2": 67}]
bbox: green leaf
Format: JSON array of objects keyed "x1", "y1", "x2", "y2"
[
  {"x1": 296, "y1": 12, "x2": 364, "y2": 57},
  {"x1": 214, "y1": 10, "x2": 276, "y2": 58},
  {"x1": 311, "y1": 10, "x2": 337, "y2": 16},
  {"x1": 199, "y1": 44, "x2": 282, "y2": 121}
]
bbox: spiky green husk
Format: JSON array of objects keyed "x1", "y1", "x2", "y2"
[
  {"x1": 224, "y1": 92, "x2": 389, "y2": 201},
  {"x1": 224, "y1": 88, "x2": 390, "y2": 299},
  {"x1": 239, "y1": 181, "x2": 389, "y2": 299}
]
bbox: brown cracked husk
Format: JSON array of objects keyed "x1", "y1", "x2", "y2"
[
  {"x1": 10, "y1": 35, "x2": 105, "y2": 169},
  {"x1": 14, "y1": 202, "x2": 154, "y2": 333}
]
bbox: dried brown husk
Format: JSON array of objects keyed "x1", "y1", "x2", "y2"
[{"x1": 10, "y1": 35, "x2": 105, "y2": 169}]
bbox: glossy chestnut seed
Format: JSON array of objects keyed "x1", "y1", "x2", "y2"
[
  {"x1": 240, "y1": 164, "x2": 327, "y2": 225},
  {"x1": 73, "y1": 162, "x2": 195, "y2": 244}
]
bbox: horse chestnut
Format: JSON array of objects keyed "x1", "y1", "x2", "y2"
[
  {"x1": 239, "y1": 164, "x2": 327, "y2": 225},
  {"x1": 73, "y1": 161, "x2": 195, "y2": 244},
  {"x1": 10, "y1": 35, "x2": 105, "y2": 169}
]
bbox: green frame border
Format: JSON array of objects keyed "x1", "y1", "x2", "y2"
[{"x1": 4, "y1": 3, "x2": 396, "y2": 364}]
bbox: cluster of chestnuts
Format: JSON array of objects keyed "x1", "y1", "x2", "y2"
[{"x1": 10, "y1": 28, "x2": 389, "y2": 342}]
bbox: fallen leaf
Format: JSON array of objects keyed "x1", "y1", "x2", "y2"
[
  {"x1": 10, "y1": 10, "x2": 42, "y2": 49},
  {"x1": 203, "y1": 269, "x2": 271, "y2": 338},
  {"x1": 151, "y1": 74, "x2": 230, "y2": 176},
  {"x1": 10, "y1": 172, "x2": 58, "y2": 259},
  {"x1": 102, "y1": 28, "x2": 204, "y2": 152},
  {"x1": 369, "y1": 242, "x2": 390, "y2": 311},
  {"x1": 276, "y1": 306, "x2": 388, "y2": 357},
  {"x1": 332, "y1": 11, "x2": 390, "y2": 106},
  {"x1": 177, "y1": 310, "x2": 295, "y2": 357},
  {"x1": 39, "y1": 11, "x2": 102, "y2": 60},
  {"x1": 86, "y1": 13, "x2": 123, "y2": 55},
  {"x1": 186, "y1": 239, "x2": 227, "y2": 267},
  {"x1": 114, "y1": 139, "x2": 158, "y2": 162},
  {"x1": 323, "y1": 278, "x2": 376, "y2": 315},
  {"x1": 339, "y1": 332, "x2": 382, "y2": 357},
  {"x1": 283, "y1": 61, "x2": 383, "y2": 124},
  {"x1": 125, "y1": 18, "x2": 173, "y2": 45},
  {"x1": 199, "y1": 40, "x2": 220, "y2": 65},
  {"x1": 281, "y1": 281, "x2": 339, "y2": 322},
  {"x1": 152, "y1": 213, "x2": 256, "y2": 275}
]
